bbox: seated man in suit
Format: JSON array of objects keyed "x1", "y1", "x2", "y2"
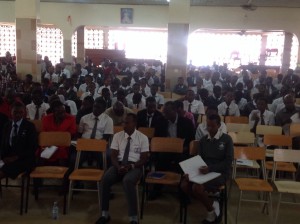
[
  {"x1": 181, "y1": 114, "x2": 233, "y2": 224},
  {"x1": 0, "y1": 102, "x2": 38, "y2": 180},
  {"x1": 136, "y1": 96, "x2": 163, "y2": 130},
  {"x1": 95, "y1": 113, "x2": 149, "y2": 224}
]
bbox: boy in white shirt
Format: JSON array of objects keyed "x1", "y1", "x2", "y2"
[{"x1": 218, "y1": 88, "x2": 240, "y2": 116}]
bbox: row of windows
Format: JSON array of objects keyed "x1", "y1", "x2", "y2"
[{"x1": 0, "y1": 24, "x2": 298, "y2": 69}]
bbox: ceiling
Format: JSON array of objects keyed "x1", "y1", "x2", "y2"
[{"x1": 2, "y1": 0, "x2": 300, "y2": 8}]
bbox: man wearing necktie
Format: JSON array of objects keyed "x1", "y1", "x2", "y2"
[
  {"x1": 96, "y1": 113, "x2": 149, "y2": 224},
  {"x1": 0, "y1": 102, "x2": 38, "y2": 180}
]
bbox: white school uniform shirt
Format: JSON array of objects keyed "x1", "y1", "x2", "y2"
[
  {"x1": 235, "y1": 98, "x2": 247, "y2": 111},
  {"x1": 79, "y1": 82, "x2": 99, "y2": 93},
  {"x1": 150, "y1": 93, "x2": 164, "y2": 106},
  {"x1": 61, "y1": 68, "x2": 71, "y2": 78},
  {"x1": 218, "y1": 101, "x2": 240, "y2": 116},
  {"x1": 78, "y1": 112, "x2": 114, "y2": 139},
  {"x1": 65, "y1": 100, "x2": 78, "y2": 116},
  {"x1": 26, "y1": 102, "x2": 50, "y2": 120},
  {"x1": 44, "y1": 73, "x2": 59, "y2": 83},
  {"x1": 97, "y1": 85, "x2": 111, "y2": 95},
  {"x1": 248, "y1": 109, "x2": 275, "y2": 129},
  {"x1": 203, "y1": 79, "x2": 212, "y2": 88},
  {"x1": 126, "y1": 94, "x2": 146, "y2": 110},
  {"x1": 270, "y1": 97, "x2": 284, "y2": 113},
  {"x1": 80, "y1": 91, "x2": 101, "y2": 100},
  {"x1": 141, "y1": 85, "x2": 151, "y2": 97},
  {"x1": 59, "y1": 84, "x2": 77, "y2": 92},
  {"x1": 80, "y1": 68, "x2": 88, "y2": 77},
  {"x1": 183, "y1": 100, "x2": 205, "y2": 115},
  {"x1": 111, "y1": 130, "x2": 149, "y2": 163},
  {"x1": 195, "y1": 122, "x2": 227, "y2": 141}
]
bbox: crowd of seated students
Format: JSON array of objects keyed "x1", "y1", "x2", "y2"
[{"x1": 1, "y1": 52, "x2": 300, "y2": 223}]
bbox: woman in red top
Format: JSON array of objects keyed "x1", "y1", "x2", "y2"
[{"x1": 41, "y1": 100, "x2": 76, "y2": 165}]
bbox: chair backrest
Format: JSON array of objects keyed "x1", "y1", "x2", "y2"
[
  {"x1": 234, "y1": 146, "x2": 265, "y2": 161},
  {"x1": 31, "y1": 119, "x2": 42, "y2": 133},
  {"x1": 256, "y1": 125, "x2": 282, "y2": 135},
  {"x1": 228, "y1": 132, "x2": 255, "y2": 145},
  {"x1": 39, "y1": 132, "x2": 71, "y2": 147},
  {"x1": 189, "y1": 140, "x2": 200, "y2": 156},
  {"x1": 113, "y1": 126, "x2": 123, "y2": 134},
  {"x1": 225, "y1": 116, "x2": 249, "y2": 124},
  {"x1": 151, "y1": 137, "x2": 184, "y2": 153},
  {"x1": 138, "y1": 127, "x2": 155, "y2": 139},
  {"x1": 295, "y1": 98, "x2": 300, "y2": 105},
  {"x1": 290, "y1": 123, "x2": 300, "y2": 137},
  {"x1": 131, "y1": 108, "x2": 139, "y2": 114},
  {"x1": 158, "y1": 91, "x2": 172, "y2": 99},
  {"x1": 200, "y1": 115, "x2": 224, "y2": 124},
  {"x1": 76, "y1": 138, "x2": 107, "y2": 152},
  {"x1": 226, "y1": 123, "x2": 251, "y2": 133},
  {"x1": 171, "y1": 92, "x2": 184, "y2": 100},
  {"x1": 263, "y1": 135, "x2": 292, "y2": 148}
]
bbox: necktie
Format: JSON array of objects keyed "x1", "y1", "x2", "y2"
[
  {"x1": 122, "y1": 137, "x2": 131, "y2": 165},
  {"x1": 11, "y1": 123, "x2": 18, "y2": 146},
  {"x1": 34, "y1": 105, "x2": 40, "y2": 120},
  {"x1": 188, "y1": 103, "x2": 192, "y2": 113},
  {"x1": 225, "y1": 107, "x2": 230, "y2": 116},
  {"x1": 260, "y1": 114, "x2": 265, "y2": 125},
  {"x1": 90, "y1": 117, "x2": 99, "y2": 139},
  {"x1": 147, "y1": 115, "x2": 152, "y2": 127}
]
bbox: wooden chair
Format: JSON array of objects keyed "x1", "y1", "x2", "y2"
[
  {"x1": 199, "y1": 115, "x2": 224, "y2": 124},
  {"x1": 256, "y1": 125, "x2": 282, "y2": 136},
  {"x1": 158, "y1": 91, "x2": 172, "y2": 99},
  {"x1": 30, "y1": 120, "x2": 42, "y2": 133},
  {"x1": 233, "y1": 147, "x2": 273, "y2": 223},
  {"x1": 25, "y1": 132, "x2": 71, "y2": 214},
  {"x1": 77, "y1": 90, "x2": 84, "y2": 98},
  {"x1": 228, "y1": 132, "x2": 255, "y2": 146},
  {"x1": 171, "y1": 92, "x2": 184, "y2": 100},
  {"x1": 113, "y1": 126, "x2": 123, "y2": 134},
  {"x1": 140, "y1": 137, "x2": 184, "y2": 221},
  {"x1": 290, "y1": 123, "x2": 300, "y2": 137},
  {"x1": 225, "y1": 116, "x2": 249, "y2": 124},
  {"x1": 131, "y1": 108, "x2": 139, "y2": 114},
  {"x1": 226, "y1": 123, "x2": 251, "y2": 133},
  {"x1": 295, "y1": 98, "x2": 300, "y2": 105},
  {"x1": 68, "y1": 138, "x2": 107, "y2": 213},
  {"x1": 138, "y1": 127, "x2": 155, "y2": 139},
  {"x1": 183, "y1": 140, "x2": 228, "y2": 224},
  {"x1": 272, "y1": 149, "x2": 300, "y2": 224}
]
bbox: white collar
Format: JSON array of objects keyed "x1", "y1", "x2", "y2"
[{"x1": 207, "y1": 128, "x2": 223, "y2": 140}]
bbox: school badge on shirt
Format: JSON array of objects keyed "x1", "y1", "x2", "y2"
[{"x1": 218, "y1": 142, "x2": 225, "y2": 150}]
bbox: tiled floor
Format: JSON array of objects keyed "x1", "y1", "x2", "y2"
[{"x1": 0, "y1": 180, "x2": 299, "y2": 224}]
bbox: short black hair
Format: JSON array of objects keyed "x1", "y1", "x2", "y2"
[
  {"x1": 164, "y1": 101, "x2": 176, "y2": 111},
  {"x1": 94, "y1": 98, "x2": 107, "y2": 108},
  {"x1": 256, "y1": 97, "x2": 268, "y2": 104},
  {"x1": 11, "y1": 101, "x2": 25, "y2": 110},
  {"x1": 146, "y1": 96, "x2": 156, "y2": 105},
  {"x1": 174, "y1": 100, "x2": 183, "y2": 109},
  {"x1": 126, "y1": 113, "x2": 137, "y2": 123},
  {"x1": 50, "y1": 100, "x2": 64, "y2": 110},
  {"x1": 83, "y1": 95, "x2": 95, "y2": 105},
  {"x1": 206, "y1": 105, "x2": 218, "y2": 113},
  {"x1": 207, "y1": 114, "x2": 221, "y2": 125},
  {"x1": 101, "y1": 88, "x2": 110, "y2": 94}
]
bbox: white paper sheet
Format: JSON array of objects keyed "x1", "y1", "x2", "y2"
[
  {"x1": 71, "y1": 140, "x2": 77, "y2": 146},
  {"x1": 236, "y1": 159, "x2": 254, "y2": 167},
  {"x1": 0, "y1": 160, "x2": 4, "y2": 168},
  {"x1": 40, "y1": 146, "x2": 58, "y2": 159},
  {"x1": 179, "y1": 155, "x2": 221, "y2": 184}
]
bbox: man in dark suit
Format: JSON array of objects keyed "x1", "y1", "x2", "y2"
[
  {"x1": 0, "y1": 102, "x2": 38, "y2": 180},
  {"x1": 136, "y1": 96, "x2": 163, "y2": 130}
]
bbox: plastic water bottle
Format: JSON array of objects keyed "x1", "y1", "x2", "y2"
[{"x1": 52, "y1": 201, "x2": 59, "y2": 220}]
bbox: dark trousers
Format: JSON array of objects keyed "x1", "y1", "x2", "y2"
[{"x1": 101, "y1": 166, "x2": 142, "y2": 216}]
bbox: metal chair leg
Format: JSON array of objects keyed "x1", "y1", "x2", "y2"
[
  {"x1": 224, "y1": 185, "x2": 228, "y2": 224},
  {"x1": 274, "y1": 193, "x2": 282, "y2": 224},
  {"x1": 97, "y1": 181, "x2": 101, "y2": 212},
  {"x1": 25, "y1": 176, "x2": 30, "y2": 213},
  {"x1": 268, "y1": 192, "x2": 273, "y2": 224},
  {"x1": 236, "y1": 190, "x2": 243, "y2": 224},
  {"x1": 67, "y1": 180, "x2": 73, "y2": 214},
  {"x1": 140, "y1": 182, "x2": 146, "y2": 219},
  {"x1": 20, "y1": 175, "x2": 25, "y2": 215}
]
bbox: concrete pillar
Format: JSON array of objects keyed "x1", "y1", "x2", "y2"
[
  {"x1": 281, "y1": 32, "x2": 293, "y2": 74},
  {"x1": 165, "y1": 0, "x2": 190, "y2": 91},
  {"x1": 15, "y1": 0, "x2": 40, "y2": 81},
  {"x1": 76, "y1": 26, "x2": 85, "y2": 65},
  {"x1": 259, "y1": 34, "x2": 267, "y2": 66}
]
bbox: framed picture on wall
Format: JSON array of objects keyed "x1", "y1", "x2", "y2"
[{"x1": 121, "y1": 8, "x2": 133, "y2": 24}]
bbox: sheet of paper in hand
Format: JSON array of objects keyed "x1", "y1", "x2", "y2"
[
  {"x1": 40, "y1": 146, "x2": 58, "y2": 159},
  {"x1": 179, "y1": 155, "x2": 221, "y2": 184}
]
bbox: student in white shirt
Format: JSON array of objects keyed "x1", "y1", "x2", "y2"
[
  {"x1": 98, "y1": 77, "x2": 111, "y2": 95},
  {"x1": 26, "y1": 89, "x2": 49, "y2": 120},
  {"x1": 80, "y1": 82, "x2": 101, "y2": 100},
  {"x1": 149, "y1": 84, "x2": 164, "y2": 109},
  {"x1": 140, "y1": 78, "x2": 151, "y2": 97},
  {"x1": 195, "y1": 105, "x2": 227, "y2": 140},
  {"x1": 234, "y1": 91, "x2": 247, "y2": 112},
  {"x1": 44, "y1": 66, "x2": 59, "y2": 83},
  {"x1": 249, "y1": 97, "x2": 275, "y2": 133},
  {"x1": 218, "y1": 89, "x2": 240, "y2": 116},
  {"x1": 126, "y1": 83, "x2": 145, "y2": 109},
  {"x1": 79, "y1": 75, "x2": 99, "y2": 93},
  {"x1": 183, "y1": 89, "x2": 205, "y2": 115}
]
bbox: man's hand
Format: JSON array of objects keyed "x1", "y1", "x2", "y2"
[
  {"x1": 118, "y1": 165, "x2": 132, "y2": 175},
  {"x1": 182, "y1": 174, "x2": 190, "y2": 182},
  {"x1": 199, "y1": 166, "x2": 209, "y2": 174}
]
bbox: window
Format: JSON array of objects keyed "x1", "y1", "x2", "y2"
[{"x1": 0, "y1": 24, "x2": 16, "y2": 57}]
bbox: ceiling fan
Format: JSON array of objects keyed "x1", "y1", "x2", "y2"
[{"x1": 241, "y1": 0, "x2": 257, "y2": 11}]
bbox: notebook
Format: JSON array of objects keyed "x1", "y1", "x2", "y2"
[{"x1": 40, "y1": 146, "x2": 58, "y2": 159}]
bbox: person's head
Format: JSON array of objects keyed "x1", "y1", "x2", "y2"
[
  {"x1": 150, "y1": 84, "x2": 158, "y2": 96},
  {"x1": 174, "y1": 100, "x2": 185, "y2": 116},
  {"x1": 177, "y1": 77, "x2": 184, "y2": 85},
  {"x1": 32, "y1": 88, "x2": 44, "y2": 106},
  {"x1": 71, "y1": 73, "x2": 78, "y2": 84},
  {"x1": 235, "y1": 82, "x2": 244, "y2": 92},
  {"x1": 81, "y1": 96, "x2": 94, "y2": 110},
  {"x1": 196, "y1": 77, "x2": 203, "y2": 88},
  {"x1": 110, "y1": 81, "x2": 119, "y2": 93},
  {"x1": 84, "y1": 74, "x2": 93, "y2": 85},
  {"x1": 57, "y1": 86, "x2": 67, "y2": 96},
  {"x1": 235, "y1": 91, "x2": 243, "y2": 103},
  {"x1": 283, "y1": 94, "x2": 295, "y2": 111},
  {"x1": 116, "y1": 89, "x2": 126, "y2": 102},
  {"x1": 287, "y1": 69, "x2": 294, "y2": 76},
  {"x1": 101, "y1": 88, "x2": 111, "y2": 100},
  {"x1": 140, "y1": 78, "x2": 147, "y2": 88},
  {"x1": 245, "y1": 79, "x2": 253, "y2": 90},
  {"x1": 198, "y1": 88, "x2": 209, "y2": 101},
  {"x1": 64, "y1": 78, "x2": 74, "y2": 90},
  {"x1": 230, "y1": 75, "x2": 238, "y2": 86},
  {"x1": 204, "y1": 70, "x2": 211, "y2": 80},
  {"x1": 242, "y1": 70, "x2": 250, "y2": 83},
  {"x1": 256, "y1": 97, "x2": 268, "y2": 113},
  {"x1": 48, "y1": 65, "x2": 54, "y2": 74},
  {"x1": 87, "y1": 82, "x2": 96, "y2": 94},
  {"x1": 277, "y1": 73, "x2": 283, "y2": 82},
  {"x1": 11, "y1": 101, "x2": 25, "y2": 122},
  {"x1": 211, "y1": 72, "x2": 220, "y2": 84},
  {"x1": 163, "y1": 101, "x2": 177, "y2": 122},
  {"x1": 25, "y1": 74, "x2": 33, "y2": 83},
  {"x1": 224, "y1": 88, "x2": 234, "y2": 105},
  {"x1": 146, "y1": 97, "x2": 157, "y2": 114},
  {"x1": 113, "y1": 101, "x2": 125, "y2": 117},
  {"x1": 205, "y1": 105, "x2": 219, "y2": 117},
  {"x1": 121, "y1": 77, "x2": 129, "y2": 87},
  {"x1": 206, "y1": 114, "x2": 221, "y2": 137},
  {"x1": 132, "y1": 83, "x2": 140, "y2": 94},
  {"x1": 213, "y1": 86, "x2": 222, "y2": 99},
  {"x1": 55, "y1": 63, "x2": 62, "y2": 74},
  {"x1": 257, "y1": 84, "x2": 266, "y2": 94},
  {"x1": 186, "y1": 90, "x2": 195, "y2": 102},
  {"x1": 259, "y1": 72, "x2": 267, "y2": 84},
  {"x1": 132, "y1": 93, "x2": 142, "y2": 105},
  {"x1": 93, "y1": 98, "x2": 107, "y2": 117},
  {"x1": 104, "y1": 77, "x2": 111, "y2": 86},
  {"x1": 50, "y1": 100, "x2": 66, "y2": 121},
  {"x1": 123, "y1": 113, "x2": 137, "y2": 135}
]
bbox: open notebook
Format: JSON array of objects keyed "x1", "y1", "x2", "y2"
[{"x1": 179, "y1": 155, "x2": 221, "y2": 184}]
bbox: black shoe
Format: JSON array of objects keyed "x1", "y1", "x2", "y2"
[
  {"x1": 130, "y1": 221, "x2": 138, "y2": 224},
  {"x1": 95, "y1": 216, "x2": 110, "y2": 224}
]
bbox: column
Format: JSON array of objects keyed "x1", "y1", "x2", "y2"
[
  {"x1": 76, "y1": 26, "x2": 85, "y2": 65},
  {"x1": 259, "y1": 34, "x2": 267, "y2": 66},
  {"x1": 281, "y1": 32, "x2": 293, "y2": 74},
  {"x1": 15, "y1": 0, "x2": 40, "y2": 81},
  {"x1": 165, "y1": 0, "x2": 190, "y2": 91}
]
